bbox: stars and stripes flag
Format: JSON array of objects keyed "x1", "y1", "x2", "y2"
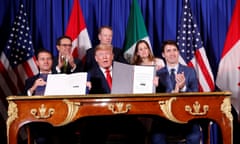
[
  {"x1": 0, "y1": 4, "x2": 38, "y2": 119},
  {"x1": 177, "y1": 0, "x2": 215, "y2": 92},
  {"x1": 216, "y1": 0, "x2": 240, "y2": 115},
  {"x1": 65, "y1": 0, "x2": 92, "y2": 60}
]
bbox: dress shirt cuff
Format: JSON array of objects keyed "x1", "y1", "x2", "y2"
[
  {"x1": 56, "y1": 66, "x2": 61, "y2": 73},
  {"x1": 27, "y1": 89, "x2": 33, "y2": 96},
  {"x1": 180, "y1": 85, "x2": 187, "y2": 92},
  {"x1": 70, "y1": 64, "x2": 76, "y2": 72}
]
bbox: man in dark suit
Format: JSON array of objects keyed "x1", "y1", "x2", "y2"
[
  {"x1": 24, "y1": 49, "x2": 55, "y2": 144},
  {"x1": 52, "y1": 35, "x2": 83, "y2": 74},
  {"x1": 152, "y1": 40, "x2": 201, "y2": 144},
  {"x1": 80, "y1": 44, "x2": 145, "y2": 144},
  {"x1": 88, "y1": 44, "x2": 114, "y2": 94},
  {"x1": 84, "y1": 26, "x2": 127, "y2": 71},
  {"x1": 24, "y1": 49, "x2": 55, "y2": 96},
  {"x1": 24, "y1": 49, "x2": 87, "y2": 144}
]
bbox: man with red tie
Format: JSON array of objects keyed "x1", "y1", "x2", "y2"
[
  {"x1": 88, "y1": 44, "x2": 114, "y2": 94},
  {"x1": 81, "y1": 44, "x2": 145, "y2": 144}
]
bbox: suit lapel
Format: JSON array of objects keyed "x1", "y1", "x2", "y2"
[{"x1": 96, "y1": 67, "x2": 111, "y2": 93}]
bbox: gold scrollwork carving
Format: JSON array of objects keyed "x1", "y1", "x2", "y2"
[
  {"x1": 221, "y1": 97, "x2": 233, "y2": 121},
  {"x1": 30, "y1": 104, "x2": 55, "y2": 119},
  {"x1": 6, "y1": 101, "x2": 18, "y2": 139},
  {"x1": 108, "y1": 102, "x2": 131, "y2": 114},
  {"x1": 185, "y1": 101, "x2": 209, "y2": 115},
  {"x1": 159, "y1": 97, "x2": 186, "y2": 124},
  {"x1": 57, "y1": 99, "x2": 81, "y2": 126}
]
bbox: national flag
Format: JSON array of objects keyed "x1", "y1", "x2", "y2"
[
  {"x1": 177, "y1": 0, "x2": 215, "y2": 92},
  {"x1": 216, "y1": 0, "x2": 240, "y2": 115},
  {"x1": 123, "y1": 0, "x2": 152, "y2": 63},
  {"x1": 65, "y1": 0, "x2": 92, "y2": 60},
  {"x1": 0, "y1": 4, "x2": 38, "y2": 119}
]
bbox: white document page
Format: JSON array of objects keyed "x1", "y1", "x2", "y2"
[
  {"x1": 133, "y1": 65, "x2": 155, "y2": 93},
  {"x1": 111, "y1": 61, "x2": 155, "y2": 94},
  {"x1": 44, "y1": 72, "x2": 87, "y2": 95}
]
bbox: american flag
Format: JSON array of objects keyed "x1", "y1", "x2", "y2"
[
  {"x1": 177, "y1": 0, "x2": 215, "y2": 92},
  {"x1": 0, "y1": 4, "x2": 38, "y2": 118}
]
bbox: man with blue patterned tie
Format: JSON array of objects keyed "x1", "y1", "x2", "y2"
[
  {"x1": 152, "y1": 40, "x2": 201, "y2": 144},
  {"x1": 24, "y1": 49, "x2": 55, "y2": 144},
  {"x1": 24, "y1": 49, "x2": 54, "y2": 96}
]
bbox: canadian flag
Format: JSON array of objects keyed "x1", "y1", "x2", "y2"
[
  {"x1": 65, "y1": 0, "x2": 92, "y2": 60},
  {"x1": 216, "y1": 0, "x2": 240, "y2": 116}
]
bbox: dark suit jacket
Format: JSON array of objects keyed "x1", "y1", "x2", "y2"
[
  {"x1": 156, "y1": 64, "x2": 198, "y2": 93},
  {"x1": 52, "y1": 56, "x2": 83, "y2": 74},
  {"x1": 84, "y1": 47, "x2": 127, "y2": 71},
  {"x1": 24, "y1": 73, "x2": 53, "y2": 95},
  {"x1": 88, "y1": 66, "x2": 111, "y2": 94},
  {"x1": 24, "y1": 74, "x2": 39, "y2": 95}
]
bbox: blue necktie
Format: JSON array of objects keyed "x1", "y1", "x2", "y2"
[
  {"x1": 170, "y1": 69, "x2": 176, "y2": 89},
  {"x1": 35, "y1": 74, "x2": 48, "y2": 95}
]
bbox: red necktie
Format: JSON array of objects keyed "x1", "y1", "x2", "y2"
[{"x1": 105, "y1": 69, "x2": 112, "y2": 89}]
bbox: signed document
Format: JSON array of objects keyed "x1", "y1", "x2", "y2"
[
  {"x1": 111, "y1": 62, "x2": 155, "y2": 94},
  {"x1": 44, "y1": 72, "x2": 87, "y2": 95}
]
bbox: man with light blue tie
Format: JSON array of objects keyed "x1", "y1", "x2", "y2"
[{"x1": 153, "y1": 40, "x2": 201, "y2": 144}]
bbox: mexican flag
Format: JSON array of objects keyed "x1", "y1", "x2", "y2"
[{"x1": 123, "y1": 0, "x2": 151, "y2": 63}]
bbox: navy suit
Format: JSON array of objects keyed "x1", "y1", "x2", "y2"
[
  {"x1": 88, "y1": 66, "x2": 111, "y2": 94},
  {"x1": 52, "y1": 56, "x2": 83, "y2": 74},
  {"x1": 156, "y1": 64, "x2": 198, "y2": 93},
  {"x1": 24, "y1": 73, "x2": 53, "y2": 95},
  {"x1": 84, "y1": 47, "x2": 127, "y2": 71},
  {"x1": 152, "y1": 64, "x2": 201, "y2": 144},
  {"x1": 24, "y1": 74, "x2": 40, "y2": 95}
]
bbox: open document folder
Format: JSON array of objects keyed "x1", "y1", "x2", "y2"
[
  {"x1": 111, "y1": 62, "x2": 156, "y2": 94},
  {"x1": 44, "y1": 72, "x2": 87, "y2": 95}
]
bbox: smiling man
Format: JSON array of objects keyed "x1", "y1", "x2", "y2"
[
  {"x1": 24, "y1": 49, "x2": 54, "y2": 96},
  {"x1": 53, "y1": 35, "x2": 83, "y2": 74}
]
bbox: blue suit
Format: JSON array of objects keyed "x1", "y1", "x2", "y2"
[
  {"x1": 88, "y1": 66, "x2": 111, "y2": 94},
  {"x1": 156, "y1": 64, "x2": 198, "y2": 93},
  {"x1": 153, "y1": 64, "x2": 201, "y2": 144}
]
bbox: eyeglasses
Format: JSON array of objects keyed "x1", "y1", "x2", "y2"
[{"x1": 60, "y1": 44, "x2": 72, "y2": 47}]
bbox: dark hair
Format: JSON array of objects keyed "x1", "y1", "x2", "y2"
[
  {"x1": 56, "y1": 35, "x2": 72, "y2": 46},
  {"x1": 98, "y1": 26, "x2": 113, "y2": 34},
  {"x1": 161, "y1": 40, "x2": 179, "y2": 53},
  {"x1": 131, "y1": 40, "x2": 154, "y2": 65},
  {"x1": 36, "y1": 48, "x2": 53, "y2": 60}
]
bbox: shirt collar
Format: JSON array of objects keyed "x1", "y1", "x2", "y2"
[{"x1": 167, "y1": 64, "x2": 179, "y2": 73}]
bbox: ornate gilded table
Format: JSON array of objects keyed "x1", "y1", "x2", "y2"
[{"x1": 6, "y1": 92, "x2": 233, "y2": 144}]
